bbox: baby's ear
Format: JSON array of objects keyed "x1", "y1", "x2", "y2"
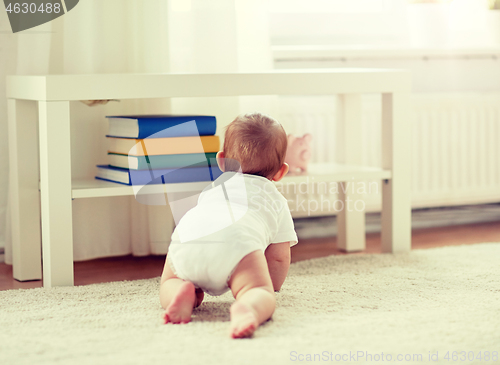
[
  {"x1": 272, "y1": 163, "x2": 289, "y2": 182},
  {"x1": 216, "y1": 151, "x2": 225, "y2": 172},
  {"x1": 303, "y1": 133, "x2": 312, "y2": 143}
]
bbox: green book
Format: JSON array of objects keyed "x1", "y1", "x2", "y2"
[{"x1": 107, "y1": 152, "x2": 218, "y2": 170}]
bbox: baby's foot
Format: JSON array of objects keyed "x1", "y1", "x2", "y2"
[
  {"x1": 229, "y1": 301, "x2": 259, "y2": 339},
  {"x1": 163, "y1": 281, "x2": 196, "y2": 324}
]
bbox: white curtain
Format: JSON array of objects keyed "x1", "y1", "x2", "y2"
[{"x1": 1, "y1": 0, "x2": 272, "y2": 264}]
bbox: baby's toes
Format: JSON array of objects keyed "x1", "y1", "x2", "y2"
[
  {"x1": 163, "y1": 312, "x2": 180, "y2": 324},
  {"x1": 230, "y1": 318, "x2": 257, "y2": 338},
  {"x1": 164, "y1": 309, "x2": 191, "y2": 324}
]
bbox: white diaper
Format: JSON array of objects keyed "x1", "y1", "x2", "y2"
[{"x1": 167, "y1": 235, "x2": 262, "y2": 296}]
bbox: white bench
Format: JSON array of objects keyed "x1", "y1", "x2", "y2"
[{"x1": 7, "y1": 70, "x2": 412, "y2": 287}]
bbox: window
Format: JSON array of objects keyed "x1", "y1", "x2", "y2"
[
  {"x1": 269, "y1": 0, "x2": 406, "y2": 46},
  {"x1": 269, "y1": 0, "x2": 390, "y2": 13},
  {"x1": 269, "y1": 0, "x2": 499, "y2": 47}
]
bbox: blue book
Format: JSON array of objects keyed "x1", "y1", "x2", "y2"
[
  {"x1": 106, "y1": 115, "x2": 217, "y2": 139},
  {"x1": 95, "y1": 165, "x2": 223, "y2": 186}
]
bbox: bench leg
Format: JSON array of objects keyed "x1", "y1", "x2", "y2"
[
  {"x1": 38, "y1": 101, "x2": 74, "y2": 287},
  {"x1": 8, "y1": 99, "x2": 42, "y2": 281},
  {"x1": 336, "y1": 94, "x2": 366, "y2": 252},
  {"x1": 337, "y1": 182, "x2": 366, "y2": 252},
  {"x1": 381, "y1": 92, "x2": 412, "y2": 253}
]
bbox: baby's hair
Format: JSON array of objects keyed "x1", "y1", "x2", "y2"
[{"x1": 222, "y1": 112, "x2": 287, "y2": 179}]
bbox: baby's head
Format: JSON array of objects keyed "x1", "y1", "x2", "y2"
[{"x1": 218, "y1": 113, "x2": 289, "y2": 181}]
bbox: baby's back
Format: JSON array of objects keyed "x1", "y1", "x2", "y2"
[{"x1": 172, "y1": 172, "x2": 288, "y2": 249}]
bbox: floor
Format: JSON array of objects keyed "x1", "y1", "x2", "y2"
[{"x1": 1, "y1": 220, "x2": 499, "y2": 291}]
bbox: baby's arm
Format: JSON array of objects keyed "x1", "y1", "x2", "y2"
[{"x1": 264, "y1": 242, "x2": 291, "y2": 292}]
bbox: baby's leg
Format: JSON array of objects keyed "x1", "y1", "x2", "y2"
[
  {"x1": 160, "y1": 255, "x2": 203, "y2": 324},
  {"x1": 228, "y1": 250, "x2": 275, "y2": 338}
]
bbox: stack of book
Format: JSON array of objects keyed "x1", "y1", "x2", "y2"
[{"x1": 95, "y1": 115, "x2": 222, "y2": 185}]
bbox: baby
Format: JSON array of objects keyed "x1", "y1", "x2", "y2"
[{"x1": 160, "y1": 112, "x2": 298, "y2": 338}]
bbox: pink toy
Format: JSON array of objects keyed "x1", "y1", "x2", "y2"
[{"x1": 285, "y1": 133, "x2": 312, "y2": 173}]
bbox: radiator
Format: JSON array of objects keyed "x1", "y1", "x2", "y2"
[{"x1": 276, "y1": 93, "x2": 500, "y2": 217}]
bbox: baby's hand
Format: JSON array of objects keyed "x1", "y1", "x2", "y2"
[{"x1": 264, "y1": 242, "x2": 291, "y2": 292}]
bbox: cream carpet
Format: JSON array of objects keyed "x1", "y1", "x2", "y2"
[{"x1": 1, "y1": 243, "x2": 499, "y2": 365}]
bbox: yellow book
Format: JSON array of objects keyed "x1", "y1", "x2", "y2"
[{"x1": 107, "y1": 135, "x2": 220, "y2": 156}]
